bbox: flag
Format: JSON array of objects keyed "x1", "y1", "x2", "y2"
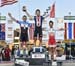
[
  {"x1": 64, "y1": 22, "x2": 75, "y2": 40},
  {"x1": 29, "y1": 23, "x2": 34, "y2": 40},
  {"x1": 0, "y1": 32, "x2": 5, "y2": 40},
  {"x1": 0, "y1": 24, "x2": 5, "y2": 40},
  {"x1": 50, "y1": 3, "x2": 55, "y2": 18},
  {"x1": 0, "y1": 0, "x2": 18, "y2": 7}
]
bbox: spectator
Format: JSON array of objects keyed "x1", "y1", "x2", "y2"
[
  {"x1": 14, "y1": 47, "x2": 20, "y2": 58},
  {"x1": 20, "y1": 48, "x2": 24, "y2": 57},
  {"x1": 4, "y1": 45, "x2": 11, "y2": 61},
  {"x1": 23, "y1": 47, "x2": 29, "y2": 57},
  {"x1": 1, "y1": 48, "x2": 5, "y2": 61},
  {"x1": 11, "y1": 46, "x2": 15, "y2": 60}
]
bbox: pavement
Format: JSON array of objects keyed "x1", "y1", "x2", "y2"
[
  {"x1": 0, "y1": 61, "x2": 14, "y2": 66},
  {"x1": 0, "y1": 60, "x2": 75, "y2": 66}
]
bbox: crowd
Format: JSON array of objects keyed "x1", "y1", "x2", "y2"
[
  {"x1": 0, "y1": 45, "x2": 29, "y2": 61},
  {"x1": 0, "y1": 45, "x2": 11, "y2": 61}
]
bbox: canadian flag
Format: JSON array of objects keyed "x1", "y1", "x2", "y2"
[
  {"x1": 0, "y1": 0, "x2": 18, "y2": 7},
  {"x1": 50, "y1": 3, "x2": 55, "y2": 18}
]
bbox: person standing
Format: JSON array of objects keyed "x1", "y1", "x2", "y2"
[
  {"x1": 23, "y1": 6, "x2": 48, "y2": 46},
  {"x1": 1, "y1": 48, "x2": 5, "y2": 61},
  {"x1": 48, "y1": 21, "x2": 56, "y2": 60},
  {"x1": 48, "y1": 21, "x2": 64, "y2": 60},
  {"x1": 14, "y1": 47, "x2": 20, "y2": 58},
  {"x1": 8, "y1": 13, "x2": 31, "y2": 47},
  {"x1": 4, "y1": 45, "x2": 11, "y2": 61},
  {"x1": 11, "y1": 46, "x2": 15, "y2": 60}
]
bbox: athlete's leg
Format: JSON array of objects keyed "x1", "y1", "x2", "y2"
[
  {"x1": 39, "y1": 36, "x2": 42, "y2": 46},
  {"x1": 34, "y1": 29, "x2": 37, "y2": 46},
  {"x1": 34, "y1": 37, "x2": 37, "y2": 46},
  {"x1": 50, "y1": 47, "x2": 54, "y2": 60},
  {"x1": 39, "y1": 27, "x2": 42, "y2": 46},
  {"x1": 48, "y1": 47, "x2": 51, "y2": 60}
]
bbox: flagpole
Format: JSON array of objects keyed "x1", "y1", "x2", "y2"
[
  {"x1": 18, "y1": 0, "x2": 21, "y2": 20},
  {"x1": 18, "y1": 0, "x2": 21, "y2": 47}
]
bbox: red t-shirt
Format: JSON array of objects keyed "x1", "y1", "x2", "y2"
[
  {"x1": 4, "y1": 48, "x2": 10, "y2": 58},
  {"x1": 48, "y1": 28, "x2": 56, "y2": 45},
  {"x1": 48, "y1": 35, "x2": 56, "y2": 45}
]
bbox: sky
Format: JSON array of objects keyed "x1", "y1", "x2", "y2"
[{"x1": 0, "y1": 0, "x2": 75, "y2": 29}]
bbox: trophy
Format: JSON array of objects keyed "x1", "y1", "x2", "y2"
[{"x1": 23, "y1": 6, "x2": 26, "y2": 12}]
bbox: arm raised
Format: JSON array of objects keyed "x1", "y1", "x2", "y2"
[{"x1": 8, "y1": 13, "x2": 17, "y2": 22}]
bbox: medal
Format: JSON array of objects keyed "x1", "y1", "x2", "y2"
[{"x1": 36, "y1": 16, "x2": 41, "y2": 26}]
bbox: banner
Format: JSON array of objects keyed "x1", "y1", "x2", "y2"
[
  {"x1": 0, "y1": 16, "x2": 6, "y2": 20},
  {"x1": 50, "y1": 3, "x2": 55, "y2": 18},
  {"x1": 6, "y1": 20, "x2": 14, "y2": 43}
]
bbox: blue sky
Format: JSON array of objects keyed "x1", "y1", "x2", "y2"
[
  {"x1": 0, "y1": 0, "x2": 75, "y2": 28},
  {"x1": 0, "y1": 0, "x2": 75, "y2": 18}
]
